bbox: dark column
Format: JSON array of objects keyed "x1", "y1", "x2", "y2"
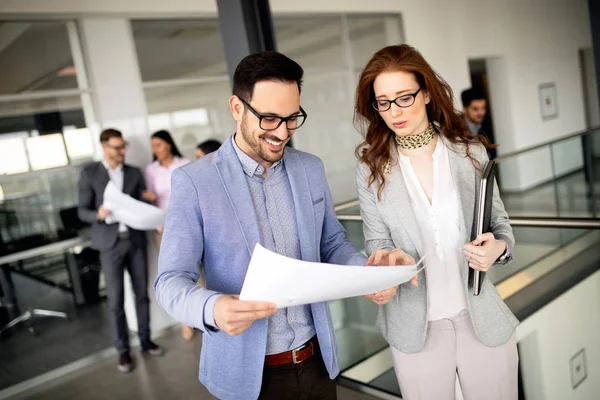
[
  {"x1": 216, "y1": 0, "x2": 295, "y2": 146},
  {"x1": 589, "y1": 0, "x2": 600, "y2": 113},
  {"x1": 216, "y1": 0, "x2": 277, "y2": 86},
  {"x1": 585, "y1": 1, "x2": 599, "y2": 209}
]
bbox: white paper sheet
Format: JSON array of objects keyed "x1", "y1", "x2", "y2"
[
  {"x1": 103, "y1": 181, "x2": 166, "y2": 231},
  {"x1": 240, "y1": 244, "x2": 425, "y2": 308}
]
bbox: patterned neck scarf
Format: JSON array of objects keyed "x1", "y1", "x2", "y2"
[{"x1": 394, "y1": 123, "x2": 435, "y2": 150}]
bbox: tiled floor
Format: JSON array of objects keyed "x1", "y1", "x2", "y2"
[{"x1": 7, "y1": 326, "x2": 380, "y2": 400}]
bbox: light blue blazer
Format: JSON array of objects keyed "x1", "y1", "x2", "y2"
[{"x1": 154, "y1": 135, "x2": 366, "y2": 400}]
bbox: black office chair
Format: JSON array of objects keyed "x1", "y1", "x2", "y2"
[{"x1": 58, "y1": 206, "x2": 90, "y2": 240}]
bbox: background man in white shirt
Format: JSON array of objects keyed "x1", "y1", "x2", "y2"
[{"x1": 77, "y1": 129, "x2": 163, "y2": 374}]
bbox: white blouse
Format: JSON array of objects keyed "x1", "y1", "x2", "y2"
[{"x1": 398, "y1": 138, "x2": 467, "y2": 321}]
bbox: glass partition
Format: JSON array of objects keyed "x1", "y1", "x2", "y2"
[{"x1": 498, "y1": 127, "x2": 600, "y2": 219}]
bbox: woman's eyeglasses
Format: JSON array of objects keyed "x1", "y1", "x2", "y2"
[{"x1": 372, "y1": 87, "x2": 422, "y2": 112}]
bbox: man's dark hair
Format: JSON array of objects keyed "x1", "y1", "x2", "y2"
[
  {"x1": 100, "y1": 128, "x2": 122, "y2": 143},
  {"x1": 232, "y1": 51, "x2": 304, "y2": 102},
  {"x1": 461, "y1": 88, "x2": 486, "y2": 108},
  {"x1": 197, "y1": 139, "x2": 222, "y2": 155}
]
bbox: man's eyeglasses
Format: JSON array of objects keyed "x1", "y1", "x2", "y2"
[
  {"x1": 372, "y1": 87, "x2": 423, "y2": 112},
  {"x1": 239, "y1": 98, "x2": 307, "y2": 131},
  {"x1": 102, "y1": 141, "x2": 129, "y2": 151}
]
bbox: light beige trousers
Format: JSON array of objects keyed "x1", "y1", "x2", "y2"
[{"x1": 390, "y1": 310, "x2": 518, "y2": 400}]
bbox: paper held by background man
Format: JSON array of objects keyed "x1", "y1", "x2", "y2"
[
  {"x1": 240, "y1": 244, "x2": 425, "y2": 308},
  {"x1": 103, "y1": 181, "x2": 166, "y2": 231}
]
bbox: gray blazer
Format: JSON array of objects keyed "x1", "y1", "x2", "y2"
[
  {"x1": 77, "y1": 162, "x2": 147, "y2": 251},
  {"x1": 356, "y1": 139, "x2": 519, "y2": 353}
]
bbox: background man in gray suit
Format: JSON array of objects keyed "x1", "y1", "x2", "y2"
[{"x1": 78, "y1": 128, "x2": 163, "y2": 373}]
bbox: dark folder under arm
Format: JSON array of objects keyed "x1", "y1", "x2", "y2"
[{"x1": 469, "y1": 160, "x2": 496, "y2": 296}]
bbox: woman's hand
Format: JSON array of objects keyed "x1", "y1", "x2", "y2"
[
  {"x1": 364, "y1": 248, "x2": 418, "y2": 305},
  {"x1": 463, "y1": 233, "x2": 506, "y2": 272},
  {"x1": 142, "y1": 190, "x2": 157, "y2": 203}
]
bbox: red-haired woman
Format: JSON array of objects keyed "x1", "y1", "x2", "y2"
[{"x1": 355, "y1": 44, "x2": 518, "y2": 399}]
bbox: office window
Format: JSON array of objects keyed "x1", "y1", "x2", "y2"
[
  {"x1": 63, "y1": 127, "x2": 94, "y2": 160},
  {"x1": 272, "y1": 14, "x2": 402, "y2": 202},
  {"x1": 0, "y1": 22, "x2": 79, "y2": 95},
  {"x1": 132, "y1": 15, "x2": 401, "y2": 199},
  {"x1": 132, "y1": 19, "x2": 227, "y2": 82},
  {"x1": 347, "y1": 16, "x2": 390, "y2": 69},
  {"x1": 133, "y1": 18, "x2": 231, "y2": 160},
  {"x1": 0, "y1": 137, "x2": 30, "y2": 175},
  {"x1": 274, "y1": 16, "x2": 345, "y2": 69},
  {"x1": 25, "y1": 133, "x2": 69, "y2": 171}
]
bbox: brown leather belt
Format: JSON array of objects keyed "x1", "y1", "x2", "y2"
[{"x1": 265, "y1": 336, "x2": 318, "y2": 366}]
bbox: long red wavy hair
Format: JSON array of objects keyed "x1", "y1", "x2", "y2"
[{"x1": 354, "y1": 44, "x2": 492, "y2": 198}]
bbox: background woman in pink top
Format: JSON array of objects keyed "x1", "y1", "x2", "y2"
[
  {"x1": 143, "y1": 130, "x2": 189, "y2": 213},
  {"x1": 142, "y1": 130, "x2": 192, "y2": 340}
]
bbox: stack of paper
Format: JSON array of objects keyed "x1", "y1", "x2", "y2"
[{"x1": 103, "y1": 181, "x2": 166, "y2": 231}]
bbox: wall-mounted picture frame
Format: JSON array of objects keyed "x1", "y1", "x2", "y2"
[
  {"x1": 539, "y1": 82, "x2": 558, "y2": 120},
  {"x1": 570, "y1": 348, "x2": 587, "y2": 389}
]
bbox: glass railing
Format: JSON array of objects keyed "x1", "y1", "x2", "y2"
[
  {"x1": 335, "y1": 219, "x2": 593, "y2": 364},
  {"x1": 333, "y1": 126, "x2": 600, "y2": 222},
  {"x1": 333, "y1": 217, "x2": 600, "y2": 398},
  {"x1": 497, "y1": 126, "x2": 600, "y2": 218}
]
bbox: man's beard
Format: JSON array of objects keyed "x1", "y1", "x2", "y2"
[{"x1": 240, "y1": 112, "x2": 286, "y2": 164}]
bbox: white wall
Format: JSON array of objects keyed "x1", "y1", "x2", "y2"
[
  {"x1": 516, "y1": 271, "x2": 600, "y2": 400},
  {"x1": 465, "y1": 1, "x2": 591, "y2": 147}
]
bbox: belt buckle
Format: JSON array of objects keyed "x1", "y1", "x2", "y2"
[
  {"x1": 291, "y1": 342, "x2": 311, "y2": 364},
  {"x1": 291, "y1": 347, "x2": 302, "y2": 364}
]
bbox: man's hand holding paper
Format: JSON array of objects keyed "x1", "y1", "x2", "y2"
[{"x1": 213, "y1": 295, "x2": 276, "y2": 336}]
